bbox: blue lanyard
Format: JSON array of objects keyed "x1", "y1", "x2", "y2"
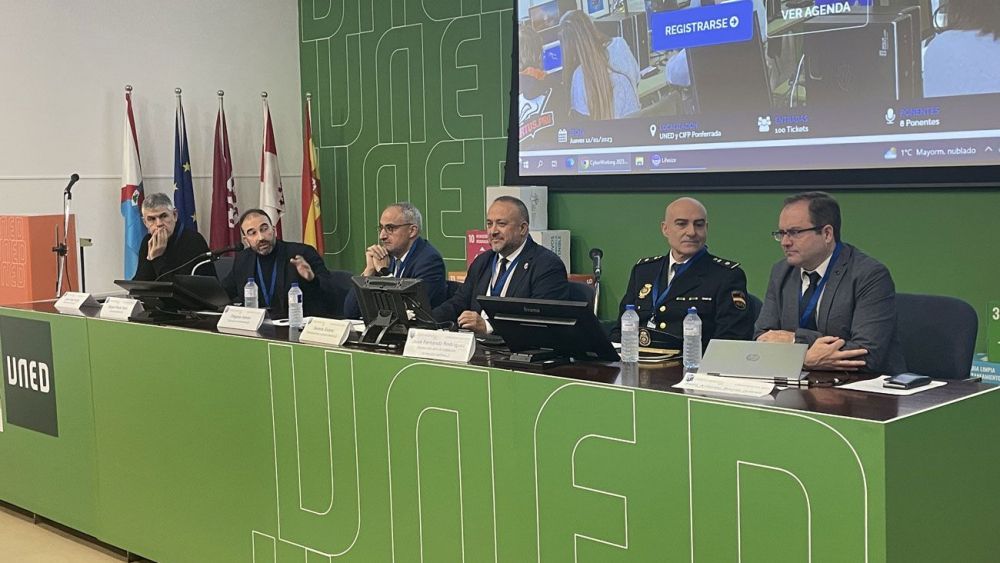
[
  {"x1": 490, "y1": 254, "x2": 518, "y2": 296},
  {"x1": 255, "y1": 256, "x2": 279, "y2": 308},
  {"x1": 650, "y1": 247, "x2": 707, "y2": 308},
  {"x1": 798, "y1": 242, "x2": 842, "y2": 329}
]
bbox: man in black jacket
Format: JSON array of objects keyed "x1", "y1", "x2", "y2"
[
  {"x1": 222, "y1": 209, "x2": 340, "y2": 318},
  {"x1": 132, "y1": 192, "x2": 215, "y2": 282},
  {"x1": 432, "y1": 196, "x2": 569, "y2": 332}
]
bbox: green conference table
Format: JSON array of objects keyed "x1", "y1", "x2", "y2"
[{"x1": 1, "y1": 302, "x2": 999, "y2": 562}]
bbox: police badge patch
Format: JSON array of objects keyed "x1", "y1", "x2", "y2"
[
  {"x1": 639, "y1": 329, "x2": 651, "y2": 347},
  {"x1": 732, "y1": 291, "x2": 748, "y2": 310},
  {"x1": 638, "y1": 283, "x2": 652, "y2": 299}
]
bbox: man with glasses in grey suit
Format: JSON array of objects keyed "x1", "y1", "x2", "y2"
[{"x1": 754, "y1": 192, "x2": 907, "y2": 375}]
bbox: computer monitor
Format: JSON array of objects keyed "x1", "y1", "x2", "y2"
[
  {"x1": 541, "y1": 40, "x2": 564, "y2": 72},
  {"x1": 582, "y1": 0, "x2": 611, "y2": 19},
  {"x1": 114, "y1": 274, "x2": 231, "y2": 320},
  {"x1": 351, "y1": 276, "x2": 437, "y2": 349},
  {"x1": 686, "y1": 17, "x2": 772, "y2": 114},
  {"x1": 530, "y1": 0, "x2": 561, "y2": 31},
  {"x1": 477, "y1": 295, "x2": 620, "y2": 367}
]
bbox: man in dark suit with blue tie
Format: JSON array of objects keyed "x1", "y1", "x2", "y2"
[
  {"x1": 432, "y1": 195, "x2": 570, "y2": 333},
  {"x1": 755, "y1": 192, "x2": 907, "y2": 374},
  {"x1": 343, "y1": 202, "x2": 448, "y2": 319}
]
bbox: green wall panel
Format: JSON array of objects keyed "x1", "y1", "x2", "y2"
[
  {"x1": 299, "y1": 1, "x2": 1000, "y2": 350},
  {"x1": 0, "y1": 311, "x2": 99, "y2": 536}
]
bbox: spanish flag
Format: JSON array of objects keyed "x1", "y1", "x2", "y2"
[{"x1": 301, "y1": 93, "x2": 323, "y2": 253}]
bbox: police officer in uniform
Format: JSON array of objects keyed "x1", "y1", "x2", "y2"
[{"x1": 611, "y1": 197, "x2": 754, "y2": 348}]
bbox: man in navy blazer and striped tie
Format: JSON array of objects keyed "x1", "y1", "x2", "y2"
[
  {"x1": 343, "y1": 202, "x2": 448, "y2": 319},
  {"x1": 432, "y1": 196, "x2": 570, "y2": 333}
]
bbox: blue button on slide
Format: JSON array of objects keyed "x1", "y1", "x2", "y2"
[{"x1": 649, "y1": 1, "x2": 754, "y2": 52}]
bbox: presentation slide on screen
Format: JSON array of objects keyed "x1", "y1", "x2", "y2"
[{"x1": 516, "y1": 0, "x2": 1000, "y2": 176}]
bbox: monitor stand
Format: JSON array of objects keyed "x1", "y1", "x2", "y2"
[
  {"x1": 356, "y1": 310, "x2": 405, "y2": 351},
  {"x1": 494, "y1": 348, "x2": 569, "y2": 370},
  {"x1": 129, "y1": 308, "x2": 201, "y2": 324}
]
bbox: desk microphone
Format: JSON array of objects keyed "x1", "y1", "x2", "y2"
[{"x1": 154, "y1": 244, "x2": 241, "y2": 281}]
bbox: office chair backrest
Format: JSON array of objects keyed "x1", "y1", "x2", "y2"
[
  {"x1": 446, "y1": 280, "x2": 462, "y2": 299},
  {"x1": 568, "y1": 280, "x2": 597, "y2": 310},
  {"x1": 328, "y1": 270, "x2": 356, "y2": 318},
  {"x1": 896, "y1": 293, "x2": 978, "y2": 380}
]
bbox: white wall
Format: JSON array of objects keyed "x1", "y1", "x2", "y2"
[{"x1": 0, "y1": 0, "x2": 303, "y2": 294}]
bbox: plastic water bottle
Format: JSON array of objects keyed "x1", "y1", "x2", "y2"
[
  {"x1": 621, "y1": 304, "x2": 640, "y2": 363},
  {"x1": 244, "y1": 277, "x2": 259, "y2": 309},
  {"x1": 288, "y1": 283, "x2": 304, "y2": 328},
  {"x1": 683, "y1": 307, "x2": 703, "y2": 375}
]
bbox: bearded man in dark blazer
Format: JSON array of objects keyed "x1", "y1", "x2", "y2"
[{"x1": 432, "y1": 196, "x2": 569, "y2": 333}]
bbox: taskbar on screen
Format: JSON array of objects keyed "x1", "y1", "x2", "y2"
[{"x1": 518, "y1": 132, "x2": 1000, "y2": 176}]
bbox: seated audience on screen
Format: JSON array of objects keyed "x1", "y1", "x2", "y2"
[
  {"x1": 924, "y1": 0, "x2": 1000, "y2": 97},
  {"x1": 611, "y1": 197, "x2": 754, "y2": 348},
  {"x1": 432, "y1": 196, "x2": 570, "y2": 333},
  {"x1": 559, "y1": 9, "x2": 641, "y2": 119},
  {"x1": 754, "y1": 192, "x2": 906, "y2": 374},
  {"x1": 132, "y1": 192, "x2": 215, "y2": 282},
  {"x1": 343, "y1": 202, "x2": 447, "y2": 319},
  {"x1": 222, "y1": 209, "x2": 339, "y2": 318}
]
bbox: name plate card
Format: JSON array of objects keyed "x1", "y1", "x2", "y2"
[
  {"x1": 217, "y1": 306, "x2": 266, "y2": 333},
  {"x1": 403, "y1": 328, "x2": 476, "y2": 363},
  {"x1": 673, "y1": 374, "x2": 776, "y2": 398},
  {"x1": 99, "y1": 297, "x2": 143, "y2": 321},
  {"x1": 54, "y1": 292, "x2": 101, "y2": 315},
  {"x1": 299, "y1": 318, "x2": 352, "y2": 347}
]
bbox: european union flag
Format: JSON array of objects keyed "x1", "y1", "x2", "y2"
[{"x1": 173, "y1": 92, "x2": 197, "y2": 234}]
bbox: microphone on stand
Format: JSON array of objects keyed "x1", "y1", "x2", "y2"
[
  {"x1": 63, "y1": 173, "x2": 80, "y2": 198},
  {"x1": 588, "y1": 248, "x2": 603, "y2": 316},
  {"x1": 589, "y1": 248, "x2": 603, "y2": 281},
  {"x1": 54, "y1": 174, "x2": 80, "y2": 297}
]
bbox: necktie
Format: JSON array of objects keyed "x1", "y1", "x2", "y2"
[
  {"x1": 800, "y1": 271, "x2": 822, "y2": 330},
  {"x1": 497, "y1": 257, "x2": 509, "y2": 280},
  {"x1": 669, "y1": 261, "x2": 683, "y2": 285}
]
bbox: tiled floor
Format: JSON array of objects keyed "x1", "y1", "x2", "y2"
[{"x1": 0, "y1": 505, "x2": 130, "y2": 563}]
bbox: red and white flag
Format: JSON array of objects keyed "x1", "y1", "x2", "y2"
[
  {"x1": 301, "y1": 94, "x2": 323, "y2": 252},
  {"x1": 210, "y1": 94, "x2": 240, "y2": 251},
  {"x1": 259, "y1": 95, "x2": 284, "y2": 238}
]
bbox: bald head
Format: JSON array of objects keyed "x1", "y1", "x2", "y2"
[
  {"x1": 665, "y1": 197, "x2": 707, "y2": 221},
  {"x1": 661, "y1": 197, "x2": 708, "y2": 261}
]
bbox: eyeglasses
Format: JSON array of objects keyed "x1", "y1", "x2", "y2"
[
  {"x1": 771, "y1": 225, "x2": 824, "y2": 242},
  {"x1": 377, "y1": 223, "x2": 414, "y2": 235}
]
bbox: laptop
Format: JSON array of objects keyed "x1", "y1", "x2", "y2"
[{"x1": 697, "y1": 340, "x2": 807, "y2": 380}]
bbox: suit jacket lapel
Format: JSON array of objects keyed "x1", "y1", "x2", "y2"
[
  {"x1": 816, "y1": 244, "x2": 851, "y2": 331},
  {"x1": 401, "y1": 237, "x2": 425, "y2": 278},
  {"x1": 503, "y1": 239, "x2": 536, "y2": 297},
  {"x1": 783, "y1": 266, "x2": 802, "y2": 330},
  {"x1": 274, "y1": 242, "x2": 289, "y2": 304},
  {"x1": 474, "y1": 251, "x2": 496, "y2": 302}
]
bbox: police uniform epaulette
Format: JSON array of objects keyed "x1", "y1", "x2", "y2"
[
  {"x1": 711, "y1": 256, "x2": 740, "y2": 270},
  {"x1": 636, "y1": 255, "x2": 663, "y2": 265}
]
